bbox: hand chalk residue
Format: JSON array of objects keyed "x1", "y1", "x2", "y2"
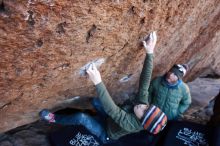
[
  {"x1": 119, "y1": 74, "x2": 133, "y2": 83},
  {"x1": 79, "y1": 58, "x2": 106, "y2": 76}
]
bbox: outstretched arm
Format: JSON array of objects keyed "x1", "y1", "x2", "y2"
[
  {"x1": 86, "y1": 64, "x2": 140, "y2": 131},
  {"x1": 86, "y1": 63, "x2": 119, "y2": 116},
  {"x1": 136, "y1": 32, "x2": 157, "y2": 104}
]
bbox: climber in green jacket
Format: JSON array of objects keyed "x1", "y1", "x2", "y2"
[
  {"x1": 146, "y1": 62, "x2": 192, "y2": 120},
  {"x1": 39, "y1": 32, "x2": 167, "y2": 144},
  {"x1": 86, "y1": 31, "x2": 167, "y2": 142}
]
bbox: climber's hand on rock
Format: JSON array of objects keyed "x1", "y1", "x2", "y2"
[
  {"x1": 142, "y1": 31, "x2": 157, "y2": 54},
  {"x1": 86, "y1": 63, "x2": 102, "y2": 85}
]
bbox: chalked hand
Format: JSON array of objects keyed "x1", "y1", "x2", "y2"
[
  {"x1": 86, "y1": 63, "x2": 102, "y2": 85},
  {"x1": 142, "y1": 31, "x2": 157, "y2": 54}
]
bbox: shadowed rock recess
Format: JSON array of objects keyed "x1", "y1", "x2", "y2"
[{"x1": 0, "y1": 0, "x2": 220, "y2": 133}]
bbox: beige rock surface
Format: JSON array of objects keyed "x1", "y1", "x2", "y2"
[
  {"x1": 184, "y1": 78, "x2": 220, "y2": 124},
  {"x1": 0, "y1": 0, "x2": 220, "y2": 133}
]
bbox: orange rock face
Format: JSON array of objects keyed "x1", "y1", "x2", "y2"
[{"x1": 0, "y1": 0, "x2": 220, "y2": 133}]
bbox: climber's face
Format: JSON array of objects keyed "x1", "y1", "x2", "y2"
[
  {"x1": 134, "y1": 104, "x2": 149, "y2": 119},
  {"x1": 166, "y1": 71, "x2": 178, "y2": 84}
]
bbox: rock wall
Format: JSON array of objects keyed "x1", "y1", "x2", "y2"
[
  {"x1": 0, "y1": 0, "x2": 220, "y2": 133},
  {"x1": 185, "y1": 78, "x2": 220, "y2": 124}
]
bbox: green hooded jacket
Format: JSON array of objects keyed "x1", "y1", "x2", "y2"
[{"x1": 95, "y1": 53, "x2": 154, "y2": 140}]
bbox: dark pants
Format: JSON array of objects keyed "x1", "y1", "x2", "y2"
[{"x1": 53, "y1": 98, "x2": 110, "y2": 143}]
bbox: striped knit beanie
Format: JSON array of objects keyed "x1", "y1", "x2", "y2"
[{"x1": 141, "y1": 105, "x2": 167, "y2": 134}]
